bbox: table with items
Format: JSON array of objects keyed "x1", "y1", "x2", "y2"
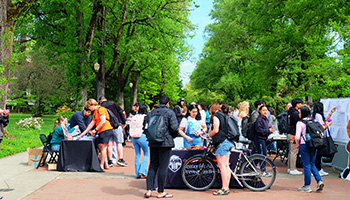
[
  {"x1": 57, "y1": 137, "x2": 103, "y2": 172},
  {"x1": 268, "y1": 135, "x2": 288, "y2": 163},
  {"x1": 165, "y1": 147, "x2": 250, "y2": 189}
]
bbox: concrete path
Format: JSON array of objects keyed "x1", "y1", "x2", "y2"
[{"x1": 1, "y1": 143, "x2": 349, "y2": 200}]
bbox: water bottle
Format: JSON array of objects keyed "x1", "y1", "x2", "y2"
[{"x1": 305, "y1": 133, "x2": 311, "y2": 141}]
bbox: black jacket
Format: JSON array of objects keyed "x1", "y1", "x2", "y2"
[
  {"x1": 255, "y1": 115, "x2": 270, "y2": 140},
  {"x1": 288, "y1": 107, "x2": 300, "y2": 135},
  {"x1": 173, "y1": 105, "x2": 184, "y2": 124},
  {"x1": 101, "y1": 101, "x2": 126, "y2": 125},
  {"x1": 144, "y1": 104, "x2": 178, "y2": 148}
]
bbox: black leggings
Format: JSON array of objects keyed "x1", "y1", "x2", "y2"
[{"x1": 146, "y1": 147, "x2": 172, "y2": 193}]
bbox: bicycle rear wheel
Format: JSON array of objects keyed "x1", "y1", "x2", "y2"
[
  {"x1": 181, "y1": 155, "x2": 217, "y2": 191},
  {"x1": 239, "y1": 154, "x2": 276, "y2": 191}
]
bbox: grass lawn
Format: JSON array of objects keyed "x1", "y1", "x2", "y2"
[{"x1": 0, "y1": 113, "x2": 57, "y2": 158}]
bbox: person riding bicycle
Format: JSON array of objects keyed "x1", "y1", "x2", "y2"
[{"x1": 208, "y1": 103, "x2": 233, "y2": 196}]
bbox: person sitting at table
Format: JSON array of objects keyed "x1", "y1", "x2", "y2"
[
  {"x1": 178, "y1": 104, "x2": 207, "y2": 148},
  {"x1": 68, "y1": 106, "x2": 92, "y2": 133},
  {"x1": 50, "y1": 116, "x2": 79, "y2": 151},
  {"x1": 81, "y1": 99, "x2": 115, "y2": 170}
]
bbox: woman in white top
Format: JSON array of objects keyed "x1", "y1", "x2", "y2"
[
  {"x1": 178, "y1": 104, "x2": 207, "y2": 147},
  {"x1": 129, "y1": 104, "x2": 149, "y2": 178}
]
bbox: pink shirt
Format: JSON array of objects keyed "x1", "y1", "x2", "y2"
[{"x1": 295, "y1": 117, "x2": 312, "y2": 145}]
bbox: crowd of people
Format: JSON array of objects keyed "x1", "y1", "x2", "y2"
[{"x1": 49, "y1": 95, "x2": 336, "y2": 197}]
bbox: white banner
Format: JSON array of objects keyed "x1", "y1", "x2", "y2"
[{"x1": 321, "y1": 98, "x2": 350, "y2": 144}]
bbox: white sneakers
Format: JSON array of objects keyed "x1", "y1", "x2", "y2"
[
  {"x1": 319, "y1": 169, "x2": 329, "y2": 176},
  {"x1": 288, "y1": 169, "x2": 303, "y2": 175}
]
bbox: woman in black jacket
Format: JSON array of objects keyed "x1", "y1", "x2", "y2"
[{"x1": 254, "y1": 105, "x2": 274, "y2": 174}]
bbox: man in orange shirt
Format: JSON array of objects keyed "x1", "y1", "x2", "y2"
[{"x1": 81, "y1": 99, "x2": 115, "y2": 170}]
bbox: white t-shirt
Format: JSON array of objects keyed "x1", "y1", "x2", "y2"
[{"x1": 180, "y1": 116, "x2": 205, "y2": 136}]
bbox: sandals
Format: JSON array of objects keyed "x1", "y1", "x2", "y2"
[
  {"x1": 213, "y1": 189, "x2": 230, "y2": 196},
  {"x1": 157, "y1": 193, "x2": 173, "y2": 198},
  {"x1": 144, "y1": 192, "x2": 151, "y2": 198}
]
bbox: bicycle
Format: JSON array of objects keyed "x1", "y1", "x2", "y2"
[{"x1": 181, "y1": 139, "x2": 277, "y2": 192}]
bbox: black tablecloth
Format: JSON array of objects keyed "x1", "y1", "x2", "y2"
[
  {"x1": 57, "y1": 140, "x2": 103, "y2": 172},
  {"x1": 165, "y1": 149, "x2": 249, "y2": 189}
]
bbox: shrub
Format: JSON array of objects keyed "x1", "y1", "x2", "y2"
[
  {"x1": 55, "y1": 104, "x2": 74, "y2": 119},
  {"x1": 16, "y1": 117, "x2": 44, "y2": 130}
]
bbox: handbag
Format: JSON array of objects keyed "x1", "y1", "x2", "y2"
[{"x1": 318, "y1": 128, "x2": 337, "y2": 157}]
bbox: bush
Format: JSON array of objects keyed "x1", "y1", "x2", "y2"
[
  {"x1": 16, "y1": 117, "x2": 44, "y2": 130},
  {"x1": 55, "y1": 104, "x2": 74, "y2": 119}
]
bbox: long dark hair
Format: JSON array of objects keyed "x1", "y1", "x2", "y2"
[
  {"x1": 300, "y1": 106, "x2": 310, "y2": 119},
  {"x1": 138, "y1": 104, "x2": 148, "y2": 115},
  {"x1": 313, "y1": 102, "x2": 325, "y2": 121},
  {"x1": 184, "y1": 104, "x2": 201, "y2": 121}
]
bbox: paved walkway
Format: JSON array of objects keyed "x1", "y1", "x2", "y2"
[{"x1": 0, "y1": 143, "x2": 349, "y2": 200}]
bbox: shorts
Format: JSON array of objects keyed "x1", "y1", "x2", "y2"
[
  {"x1": 97, "y1": 129, "x2": 115, "y2": 144},
  {"x1": 215, "y1": 139, "x2": 233, "y2": 156},
  {"x1": 111, "y1": 126, "x2": 124, "y2": 143}
]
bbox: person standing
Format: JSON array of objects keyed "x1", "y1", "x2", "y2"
[
  {"x1": 174, "y1": 97, "x2": 186, "y2": 124},
  {"x1": 99, "y1": 96, "x2": 127, "y2": 167},
  {"x1": 209, "y1": 103, "x2": 234, "y2": 196},
  {"x1": 178, "y1": 104, "x2": 207, "y2": 147},
  {"x1": 0, "y1": 109, "x2": 10, "y2": 152},
  {"x1": 68, "y1": 107, "x2": 92, "y2": 133},
  {"x1": 287, "y1": 98, "x2": 304, "y2": 175},
  {"x1": 295, "y1": 106, "x2": 324, "y2": 192},
  {"x1": 81, "y1": 99, "x2": 115, "y2": 170},
  {"x1": 254, "y1": 105, "x2": 274, "y2": 175},
  {"x1": 144, "y1": 95, "x2": 178, "y2": 198},
  {"x1": 313, "y1": 102, "x2": 336, "y2": 176},
  {"x1": 129, "y1": 104, "x2": 149, "y2": 179}
]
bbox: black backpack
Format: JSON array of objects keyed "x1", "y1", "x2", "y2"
[
  {"x1": 277, "y1": 112, "x2": 290, "y2": 134},
  {"x1": 241, "y1": 116, "x2": 249, "y2": 138},
  {"x1": 301, "y1": 119, "x2": 325, "y2": 149},
  {"x1": 144, "y1": 110, "x2": 168, "y2": 143},
  {"x1": 246, "y1": 121, "x2": 256, "y2": 140},
  {"x1": 224, "y1": 114, "x2": 240, "y2": 142},
  {"x1": 100, "y1": 107, "x2": 121, "y2": 129}
]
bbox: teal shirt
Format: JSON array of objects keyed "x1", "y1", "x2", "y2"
[{"x1": 50, "y1": 125, "x2": 75, "y2": 145}]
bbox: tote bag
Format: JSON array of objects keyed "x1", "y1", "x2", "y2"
[{"x1": 318, "y1": 128, "x2": 337, "y2": 157}]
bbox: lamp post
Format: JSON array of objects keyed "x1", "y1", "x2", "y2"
[
  {"x1": 94, "y1": 62, "x2": 100, "y2": 101},
  {"x1": 129, "y1": 82, "x2": 133, "y2": 112},
  {"x1": 143, "y1": 91, "x2": 146, "y2": 104}
]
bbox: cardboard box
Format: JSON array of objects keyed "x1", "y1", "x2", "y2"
[
  {"x1": 48, "y1": 163, "x2": 57, "y2": 171},
  {"x1": 27, "y1": 148, "x2": 45, "y2": 166}
]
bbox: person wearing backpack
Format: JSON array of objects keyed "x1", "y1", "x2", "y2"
[
  {"x1": 208, "y1": 103, "x2": 234, "y2": 196},
  {"x1": 99, "y1": 96, "x2": 127, "y2": 167},
  {"x1": 81, "y1": 99, "x2": 116, "y2": 170},
  {"x1": 144, "y1": 95, "x2": 178, "y2": 199},
  {"x1": 129, "y1": 104, "x2": 149, "y2": 179},
  {"x1": 295, "y1": 106, "x2": 324, "y2": 193},
  {"x1": 178, "y1": 104, "x2": 207, "y2": 148},
  {"x1": 287, "y1": 98, "x2": 304, "y2": 175}
]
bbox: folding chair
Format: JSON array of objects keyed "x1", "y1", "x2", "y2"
[{"x1": 36, "y1": 134, "x2": 59, "y2": 169}]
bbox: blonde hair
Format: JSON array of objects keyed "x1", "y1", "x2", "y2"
[
  {"x1": 85, "y1": 98, "x2": 99, "y2": 107},
  {"x1": 238, "y1": 101, "x2": 249, "y2": 117},
  {"x1": 53, "y1": 116, "x2": 67, "y2": 131}
]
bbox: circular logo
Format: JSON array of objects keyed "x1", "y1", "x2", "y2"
[{"x1": 168, "y1": 155, "x2": 182, "y2": 173}]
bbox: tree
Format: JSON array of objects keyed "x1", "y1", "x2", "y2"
[{"x1": 0, "y1": 0, "x2": 31, "y2": 109}]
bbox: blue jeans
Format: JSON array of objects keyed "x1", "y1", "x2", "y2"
[
  {"x1": 51, "y1": 144, "x2": 60, "y2": 151},
  {"x1": 131, "y1": 134, "x2": 149, "y2": 177},
  {"x1": 299, "y1": 144, "x2": 322, "y2": 186},
  {"x1": 183, "y1": 136, "x2": 203, "y2": 147},
  {"x1": 254, "y1": 137, "x2": 267, "y2": 170}
]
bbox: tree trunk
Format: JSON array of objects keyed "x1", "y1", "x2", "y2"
[
  {"x1": 97, "y1": 4, "x2": 107, "y2": 99},
  {"x1": 132, "y1": 71, "x2": 141, "y2": 104},
  {"x1": 0, "y1": 0, "x2": 30, "y2": 109}
]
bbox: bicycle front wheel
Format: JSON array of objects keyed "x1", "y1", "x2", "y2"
[
  {"x1": 239, "y1": 154, "x2": 276, "y2": 191},
  {"x1": 181, "y1": 155, "x2": 217, "y2": 191}
]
